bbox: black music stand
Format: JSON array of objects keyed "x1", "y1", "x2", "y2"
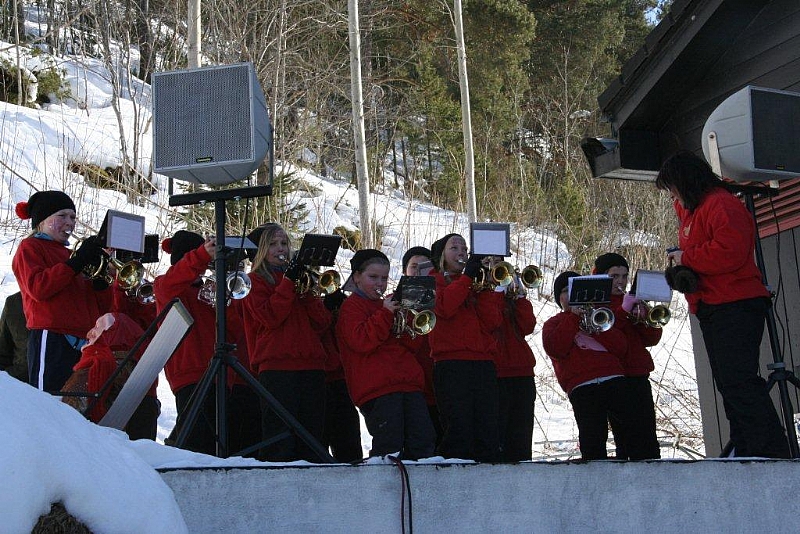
[
  {"x1": 720, "y1": 182, "x2": 800, "y2": 458},
  {"x1": 169, "y1": 185, "x2": 334, "y2": 462}
]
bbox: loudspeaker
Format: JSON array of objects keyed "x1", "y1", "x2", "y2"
[
  {"x1": 152, "y1": 62, "x2": 271, "y2": 185},
  {"x1": 702, "y1": 86, "x2": 800, "y2": 182}
]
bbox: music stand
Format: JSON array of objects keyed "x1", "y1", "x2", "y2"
[
  {"x1": 295, "y1": 234, "x2": 342, "y2": 267},
  {"x1": 567, "y1": 275, "x2": 613, "y2": 306},
  {"x1": 394, "y1": 276, "x2": 436, "y2": 310},
  {"x1": 169, "y1": 185, "x2": 334, "y2": 462},
  {"x1": 719, "y1": 182, "x2": 800, "y2": 458}
]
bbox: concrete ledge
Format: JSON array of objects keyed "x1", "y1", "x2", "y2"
[{"x1": 160, "y1": 459, "x2": 799, "y2": 532}]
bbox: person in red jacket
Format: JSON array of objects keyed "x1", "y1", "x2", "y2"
[
  {"x1": 542, "y1": 271, "x2": 632, "y2": 460},
  {"x1": 427, "y1": 233, "x2": 505, "y2": 462},
  {"x1": 154, "y1": 230, "x2": 260, "y2": 456},
  {"x1": 656, "y1": 151, "x2": 789, "y2": 458},
  {"x1": 242, "y1": 223, "x2": 331, "y2": 462},
  {"x1": 593, "y1": 252, "x2": 661, "y2": 460},
  {"x1": 336, "y1": 249, "x2": 435, "y2": 459},
  {"x1": 12, "y1": 190, "x2": 111, "y2": 392},
  {"x1": 494, "y1": 271, "x2": 537, "y2": 462},
  {"x1": 401, "y1": 245, "x2": 442, "y2": 447}
]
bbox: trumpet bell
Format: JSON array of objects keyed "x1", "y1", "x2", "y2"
[
  {"x1": 409, "y1": 309, "x2": 436, "y2": 336},
  {"x1": 134, "y1": 281, "x2": 155, "y2": 304},
  {"x1": 580, "y1": 306, "x2": 615, "y2": 334},
  {"x1": 647, "y1": 304, "x2": 671, "y2": 328},
  {"x1": 520, "y1": 265, "x2": 543, "y2": 289},
  {"x1": 318, "y1": 270, "x2": 341, "y2": 296},
  {"x1": 109, "y1": 257, "x2": 144, "y2": 291},
  {"x1": 226, "y1": 271, "x2": 252, "y2": 300},
  {"x1": 491, "y1": 261, "x2": 515, "y2": 288}
]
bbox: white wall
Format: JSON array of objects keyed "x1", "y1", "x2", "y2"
[{"x1": 161, "y1": 459, "x2": 800, "y2": 532}]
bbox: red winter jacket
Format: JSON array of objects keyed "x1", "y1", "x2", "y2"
[
  {"x1": 321, "y1": 318, "x2": 345, "y2": 383},
  {"x1": 495, "y1": 297, "x2": 537, "y2": 378},
  {"x1": 13, "y1": 236, "x2": 111, "y2": 336},
  {"x1": 607, "y1": 293, "x2": 658, "y2": 376},
  {"x1": 412, "y1": 337, "x2": 436, "y2": 406},
  {"x1": 675, "y1": 188, "x2": 769, "y2": 314},
  {"x1": 243, "y1": 270, "x2": 330, "y2": 374},
  {"x1": 426, "y1": 270, "x2": 505, "y2": 363},
  {"x1": 336, "y1": 293, "x2": 424, "y2": 407},
  {"x1": 542, "y1": 311, "x2": 627, "y2": 395},
  {"x1": 153, "y1": 245, "x2": 250, "y2": 393}
]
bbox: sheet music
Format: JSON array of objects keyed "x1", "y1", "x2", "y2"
[
  {"x1": 106, "y1": 211, "x2": 145, "y2": 252},
  {"x1": 634, "y1": 270, "x2": 673, "y2": 302}
]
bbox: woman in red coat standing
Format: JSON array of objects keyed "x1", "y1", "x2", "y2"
[
  {"x1": 13, "y1": 190, "x2": 111, "y2": 393},
  {"x1": 427, "y1": 233, "x2": 505, "y2": 462},
  {"x1": 494, "y1": 277, "x2": 537, "y2": 462},
  {"x1": 336, "y1": 249, "x2": 435, "y2": 459},
  {"x1": 657, "y1": 150, "x2": 789, "y2": 458},
  {"x1": 243, "y1": 223, "x2": 331, "y2": 462}
]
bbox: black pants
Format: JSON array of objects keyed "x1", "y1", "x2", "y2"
[
  {"x1": 361, "y1": 391, "x2": 435, "y2": 460},
  {"x1": 323, "y1": 379, "x2": 363, "y2": 463},
  {"x1": 125, "y1": 395, "x2": 160, "y2": 441},
  {"x1": 170, "y1": 383, "x2": 218, "y2": 455},
  {"x1": 697, "y1": 297, "x2": 790, "y2": 458},
  {"x1": 434, "y1": 360, "x2": 500, "y2": 462},
  {"x1": 498, "y1": 375, "x2": 536, "y2": 462},
  {"x1": 227, "y1": 384, "x2": 262, "y2": 458},
  {"x1": 608, "y1": 375, "x2": 661, "y2": 460},
  {"x1": 569, "y1": 377, "x2": 629, "y2": 460},
  {"x1": 28, "y1": 330, "x2": 81, "y2": 393},
  {"x1": 258, "y1": 370, "x2": 326, "y2": 462}
]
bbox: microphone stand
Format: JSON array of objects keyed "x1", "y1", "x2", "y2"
[{"x1": 170, "y1": 185, "x2": 334, "y2": 462}]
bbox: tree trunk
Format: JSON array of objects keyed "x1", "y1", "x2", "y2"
[
  {"x1": 187, "y1": 0, "x2": 201, "y2": 68},
  {"x1": 453, "y1": 0, "x2": 477, "y2": 223},
  {"x1": 348, "y1": 0, "x2": 372, "y2": 248}
]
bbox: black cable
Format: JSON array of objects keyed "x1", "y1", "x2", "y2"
[{"x1": 388, "y1": 455, "x2": 413, "y2": 534}]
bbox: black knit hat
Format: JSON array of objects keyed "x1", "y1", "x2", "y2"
[
  {"x1": 15, "y1": 190, "x2": 75, "y2": 229},
  {"x1": 350, "y1": 249, "x2": 389, "y2": 272},
  {"x1": 402, "y1": 246, "x2": 432, "y2": 272},
  {"x1": 593, "y1": 253, "x2": 629, "y2": 275},
  {"x1": 553, "y1": 271, "x2": 580, "y2": 308},
  {"x1": 162, "y1": 230, "x2": 204, "y2": 265},
  {"x1": 430, "y1": 233, "x2": 460, "y2": 270}
]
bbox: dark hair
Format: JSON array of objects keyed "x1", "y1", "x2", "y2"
[{"x1": 655, "y1": 150, "x2": 723, "y2": 212}]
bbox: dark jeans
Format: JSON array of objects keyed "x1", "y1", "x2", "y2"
[
  {"x1": 498, "y1": 375, "x2": 536, "y2": 462},
  {"x1": 608, "y1": 375, "x2": 661, "y2": 460},
  {"x1": 125, "y1": 395, "x2": 161, "y2": 441},
  {"x1": 323, "y1": 379, "x2": 363, "y2": 463},
  {"x1": 361, "y1": 391, "x2": 435, "y2": 460},
  {"x1": 258, "y1": 369, "x2": 326, "y2": 462},
  {"x1": 28, "y1": 330, "x2": 81, "y2": 393},
  {"x1": 434, "y1": 360, "x2": 500, "y2": 462},
  {"x1": 569, "y1": 377, "x2": 628, "y2": 460},
  {"x1": 170, "y1": 383, "x2": 217, "y2": 455},
  {"x1": 697, "y1": 297, "x2": 790, "y2": 458}
]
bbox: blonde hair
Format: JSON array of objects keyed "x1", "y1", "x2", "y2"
[{"x1": 251, "y1": 223, "x2": 291, "y2": 285}]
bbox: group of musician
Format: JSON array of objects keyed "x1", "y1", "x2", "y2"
[{"x1": 8, "y1": 188, "x2": 669, "y2": 463}]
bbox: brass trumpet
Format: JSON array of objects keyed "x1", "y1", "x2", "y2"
[
  {"x1": 198, "y1": 265, "x2": 252, "y2": 307},
  {"x1": 518, "y1": 265, "x2": 543, "y2": 289},
  {"x1": 473, "y1": 260, "x2": 516, "y2": 291},
  {"x1": 579, "y1": 305, "x2": 615, "y2": 334},
  {"x1": 296, "y1": 268, "x2": 341, "y2": 297},
  {"x1": 630, "y1": 301, "x2": 671, "y2": 328},
  {"x1": 126, "y1": 279, "x2": 155, "y2": 304},
  {"x1": 392, "y1": 308, "x2": 436, "y2": 338},
  {"x1": 70, "y1": 237, "x2": 145, "y2": 290}
]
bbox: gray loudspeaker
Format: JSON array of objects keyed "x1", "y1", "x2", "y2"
[
  {"x1": 152, "y1": 62, "x2": 271, "y2": 185},
  {"x1": 702, "y1": 86, "x2": 800, "y2": 182}
]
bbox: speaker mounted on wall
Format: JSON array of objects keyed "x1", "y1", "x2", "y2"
[{"x1": 152, "y1": 62, "x2": 271, "y2": 186}]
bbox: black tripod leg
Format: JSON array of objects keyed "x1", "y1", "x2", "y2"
[
  {"x1": 223, "y1": 355, "x2": 335, "y2": 464},
  {"x1": 174, "y1": 356, "x2": 222, "y2": 450},
  {"x1": 775, "y1": 377, "x2": 800, "y2": 458}
]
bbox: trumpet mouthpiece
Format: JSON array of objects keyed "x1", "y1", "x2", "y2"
[{"x1": 457, "y1": 258, "x2": 466, "y2": 265}]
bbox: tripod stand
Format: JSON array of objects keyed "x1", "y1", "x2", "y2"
[
  {"x1": 169, "y1": 185, "x2": 334, "y2": 462},
  {"x1": 719, "y1": 183, "x2": 800, "y2": 458}
]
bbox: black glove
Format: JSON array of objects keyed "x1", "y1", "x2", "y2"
[
  {"x1": 92, "y1": 277, "x2": 110, "y2": 291},
  {"x1": 463, "y1": 255, "x2": 483, "y2": 279},
  {"x1": 665, "y1": 265, "x2": 698, "y2": 294},
  {"x1": 324, "y1": 289, "x2": 347, "y2": 311},
  {"x1": 66, "y1": 236, "x2": 104, "y2": 274},
  {"x1": 284, "y1": 258, "x2": 302, "y2": 282}
]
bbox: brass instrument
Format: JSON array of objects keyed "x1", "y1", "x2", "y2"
[
  {"x1": 518, "y1": 265, "x2": 543, "y2": 289},
  {"x1": 392, "y1": 307, "x2": 436, "y2": 338},
  {"x1": 296, "y1": 268, "x2": 341, "y2": 297},
  {"x1": 70, "y1": 236, "x2": 144, "y2": 290},
  {"x1": 473, "y1": 260, "x2": 515, "y2": 291},
  {"x1": 630, "y1": 301, "x2": 671, "y2": 328},
  {"x1": 198, "y1": 264, "x2": 252, "y2": 307},
  {"x1": 579, "y1": 305, "x2": 615, "y2": 334},
  {"x1": 126, "y1": 279, "x2": 155, "y2": 304}
]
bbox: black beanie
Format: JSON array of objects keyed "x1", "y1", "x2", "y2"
[
  {"x1": 15, "y1": 190, "x2": 75, "y2": 229},
  {"x1": 402, "y1": 246, "x2": 432, "y2": 272},
  {"x1": 245, "y1": 223, "x2": 280, "y2": 262},
  {"x1": 553, "y1": 270, "x2": 580, "y2": 308},
  {"x1": 350, "y1": 249, "x2": 389, "y2": 272},
  {"x1": 593, "y1": 253, "x2": 629, "y2": 275},
  {"x1": 430, "y1": 233, "x2": 460, "y2": 270},
  {"x1": 162, "y1": 230, "x2": 205, "y2": 265}
]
